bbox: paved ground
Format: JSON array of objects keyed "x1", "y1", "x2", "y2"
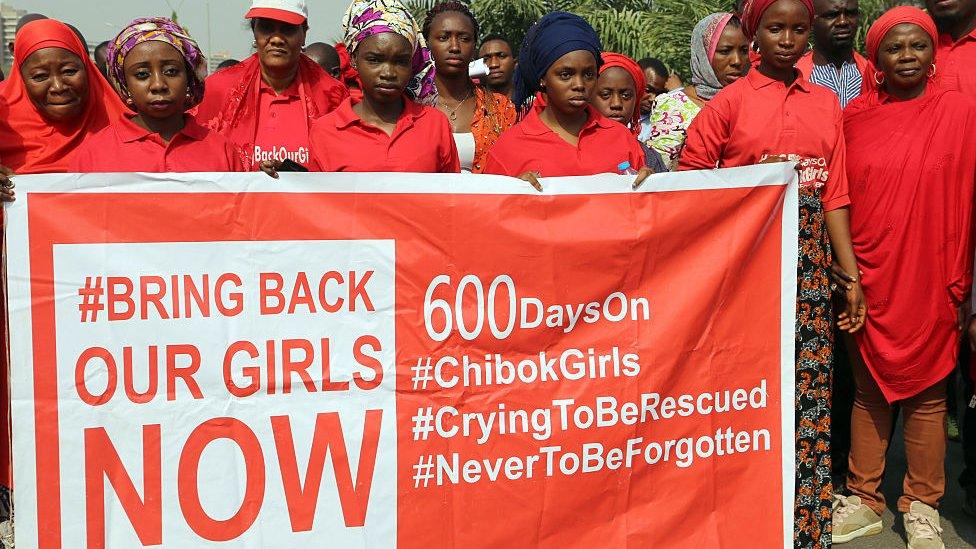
[{"x1": 843, "y1": 418, "x2": 974, "y2": 549}]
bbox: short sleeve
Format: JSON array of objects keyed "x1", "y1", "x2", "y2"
[
  {"x1": 821, "y1": 103, "x2": 851, "y2": 211},
  {"x1": 677, "y1": 101, "x2": 729, "y2": 171}
]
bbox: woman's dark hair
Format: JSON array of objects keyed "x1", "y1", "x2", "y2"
[
  {"x1": 422, "y1": 2, "x2": 479, "y2": 40},
  {"x1": 638, "y1": 57, "x2": 669, "y2": 78},
  {"x1": 727, "y1": 15, "x2": 742, "y2": 28}
]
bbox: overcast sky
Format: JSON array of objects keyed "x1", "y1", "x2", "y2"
[{"x1": 12, "y1": 0, "x2": 350, "y2": 59}]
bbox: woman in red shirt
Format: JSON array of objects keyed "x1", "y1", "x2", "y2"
[
  {"x1": 482, "y1": 12, "x2": 649, "y2": 189},
  {"x1": 832, "y1": 8, "x2": 976, "y2": 546},
  {"x1": 195, "y1": 0, "x2": 348, "y2": 170},
  {"x1": 71, "y1": 18, "x2": 243, "y2": 172},
  {"x1": 679, "y1": 0, "x2": 864, "y2": 546},
  {"x1": 292, "y1": 0, "x2": 458, "y2": 173}
]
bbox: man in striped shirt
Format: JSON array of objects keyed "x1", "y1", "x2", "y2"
[{"x1": 796, "y1": 0, "x2": 871, "y2": 108}]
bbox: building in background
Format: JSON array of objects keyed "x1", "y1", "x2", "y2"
[
  {"x1": 0, "y1": 2, "x2": 26, "y2": 73},
  {"x1": 208, "y1": 50, "x2": 231, "y2": 74}
]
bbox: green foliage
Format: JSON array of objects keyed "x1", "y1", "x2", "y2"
[{"x1": 403, "y1": 0, "x2": 925, "y2": 78}]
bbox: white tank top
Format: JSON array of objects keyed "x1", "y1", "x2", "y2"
[{"x1": 453, "y1": 132, "x2": 476, "y2": 173}]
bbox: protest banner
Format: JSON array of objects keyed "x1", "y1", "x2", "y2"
[{"x1": 5, "y1": 165, "x2": 798, "y2": 548}]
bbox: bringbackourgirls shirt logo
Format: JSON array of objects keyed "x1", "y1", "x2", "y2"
[
  {"x1": 253, "y1": 146, "x2": 311, "y2": 165},
  {"x1": 760, "y1": 154, "x2": 829, "y2": 189}
]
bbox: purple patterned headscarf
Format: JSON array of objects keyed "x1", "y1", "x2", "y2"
[
  {"x1": 341, "y1": 0, "x2": 437, "y2": 105},
  {"x1": 107, "y1": 17, "x2": 206, "y2": 110}
]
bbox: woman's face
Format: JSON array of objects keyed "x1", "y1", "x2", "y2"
[
  {"x1": 755, "y1": 0, "x2": 810, "y2": 73},
  {"x1": 710, "y1": 23, "x2": 751, "y2": 86},
  {"x1": 123, "y1": 40, "x2": 189, "y2": 120},
  {"x1": 541, "y1": 50, "x2": 598, "y2": 116},
  {"x1": 427, "y1": 12, "x2": 476, "y2": 79},
  {"x1": 253, "y1": 18, "x2": 306, "y2": 73},
  {"x1": 353, "y1": 32, "x2": 413, "y2": 105},
  {"x1": 20, "y1": 47, "x2": 89, "y2": 122},
  {"x1": 876, "y1": 23, "x2": 934, "y2": 96},
  {"x1": 592, "y1": 67, "x2": 637, "y2": 126}
]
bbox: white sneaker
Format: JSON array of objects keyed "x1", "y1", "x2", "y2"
[
  {"x1": 832, "y1": 494, "x2": 883, "y2": 544},
  {"x1": 903, "y1": 501, "x2": 944, "y2": 549}
]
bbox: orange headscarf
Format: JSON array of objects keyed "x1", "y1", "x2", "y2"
[{"x1": 0, "y1": 19, "x2": 125, "y2": 174}]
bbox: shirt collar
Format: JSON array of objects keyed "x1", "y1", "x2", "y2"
[
  {"x1": 746, "y1": 67, "x2": 812, "y2": 93},
  {"x1": 519, "y1": 104, "x2": 614, "y2": 137},
  {"x1": 333, "y1": 96, "x2": 425, "y2": 130},
  {"x1": 116, "y1": 113, "x2": 207, "y2": 143},
  {"x1": 939, "y1": 24, "x2": 976, "y2": 48},
  {"x1": 259, "y1": 75, "x2": 302, "y2": 98}
]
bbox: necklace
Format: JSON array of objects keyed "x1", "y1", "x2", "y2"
[{"x1": 439, "y1": 89, "x2": 473, "y2": 122}]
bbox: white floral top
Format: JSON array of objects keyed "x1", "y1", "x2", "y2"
[{"x1": 641, "y1": 89, "x2": 702, "y2": 170}]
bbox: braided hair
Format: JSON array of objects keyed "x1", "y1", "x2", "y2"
[{"x1": 422, "y1": 1, "x2": 480, "y2": 40}]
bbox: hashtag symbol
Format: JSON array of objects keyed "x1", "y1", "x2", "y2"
[
  {"x1": 78, "y1": 276, "x2": 105, "y2": 323},
  {"x1": 412, "y1": 454, "x2": 435, "y2": 488},
  {"x1": 412, "y1": 407, "x2": 435, "y2": 441},
  {"x1": 411, "y1": 357, "x2": 433, "y2": 390}
]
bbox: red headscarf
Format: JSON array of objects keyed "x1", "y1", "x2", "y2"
[
  {"x1": 0, "y1": 19, "x2": 125, "y2": 174},
  {"x1": 865, "y1": 6, "x2": 938, "y2": 64},
  {"x1": 740, "y1": 0, "x2": 814, "y2": 40},
  {"x1": 599, "y1": 52, "x2": 646, "y2": 136}
]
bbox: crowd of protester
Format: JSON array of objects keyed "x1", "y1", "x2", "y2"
[{"x1": 0, "y1": 0, "x2": 975, "y2": 547}]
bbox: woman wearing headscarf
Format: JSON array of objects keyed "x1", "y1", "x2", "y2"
[
  {"x1": 644, "y1": 12, "x2": 750, "y2": 170},
  {"x1": 831, "y1": 8, "x2": 975, "y2": 547},
  {"x1": 591, "y1": 52, "x2": 668, "y2": 173},
  {"x1": 195, "y1": 0, "x2": 348, "y2": 170},
  {"x1": 71, "y1": 18, "x2": 243, "y2": 172},
  {"x1": 295, "y1": 0, "x2": 458, "y2": 173},
  {"x1": 422, "y1": 2, "x2": 515, "y2": 173},
  {"x1": 483, "y1": 12, "x2": 649, "y2": 190},
  {"x1": 0, "y1": 18, "x2": 125, "y2": 174},
  {"x1": 678, "y1": 1, "x2": 865, "y2": 546}
]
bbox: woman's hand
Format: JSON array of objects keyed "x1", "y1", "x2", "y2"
[
  {"x1": 632, "y1": 166, "x2": 654, "y2": 190},
  {"x1": 518, "y1": 171, "x2": 542, "y2": 192},
  {"x1": 830, "y1": 261, "x2": 860, "y2": 291},
  {"x1": 0, "y1": 165, "x2": 15, "y2": 202},
  {"x1": 260, "y1": 160, "x2": 282, "y2": 179},
  {"x1": 836, "y1": 281, "x2": 866, "y2": 333}
]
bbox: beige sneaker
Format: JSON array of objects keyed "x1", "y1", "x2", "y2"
[
  {"x1": 903, "y1": 501, "x2": 944, "y2": 549},
  {"x1": 832, "y1": 494, "x2": 883, "y2": 544}
]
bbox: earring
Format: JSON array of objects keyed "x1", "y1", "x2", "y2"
[
  {"x1": 252, "y1": 41, "x2": 257, "y2": 48},
  {"x1": 928, "y1": 64, "x2": 937, "y2": 78},
  {"x1": 873, "y1": 71, "x2": 885, "y2": 85}
]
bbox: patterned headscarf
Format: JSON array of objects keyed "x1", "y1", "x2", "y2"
[
  {"x1": 107, "y1": 17, "x2": 206, "y2": 110},
  {"x1": 342, "y1": 0, "x2": 437, "y2": 105},
  {"x1": 691, "y1": 13, "x2": 735, "y2": 101}
]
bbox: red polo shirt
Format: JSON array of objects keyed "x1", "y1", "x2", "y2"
[
  {"x1": 483, "y1": 105, "x2": 645, "y2": 177},
  {"x1": 938, "y1": 28, "x2": 976, "y2": 95},
  {"x1": 252, "y1": 78, "x2": 312, "y2": 167},
  {"x1": 308, "y1": 97, "x2": 460, "y2": 173},
  {"x1": 70, "y1": 114, "x2": 245, "y2": 172},
  {"x1": 678, "y1": 69, "x2": 849, "y2": 211}
]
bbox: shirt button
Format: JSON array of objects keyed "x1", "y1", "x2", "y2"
[{"x1": 271, "y1": 112, "x2": 277, "y2": 119}]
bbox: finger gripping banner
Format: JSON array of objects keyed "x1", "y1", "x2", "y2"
[{"x1": 5, "y1": 166, "x2": 799, "y2": 548}]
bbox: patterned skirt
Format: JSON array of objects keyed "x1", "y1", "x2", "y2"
[{"x1": 794, "y1": 185, "x2": 834, "y2": 548}]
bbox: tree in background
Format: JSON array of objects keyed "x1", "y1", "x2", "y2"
[{"x1": 404, "y1": 0, "x2": 920, "y2": 79}]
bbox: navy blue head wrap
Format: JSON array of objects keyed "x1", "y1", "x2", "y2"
[{"x1": 513, "y1": 11, "x2": 603, "y2": 113}]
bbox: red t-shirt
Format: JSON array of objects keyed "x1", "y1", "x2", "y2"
[
  {"x1": 70, "y1": 114, "x2": 244, "y2": 172},
  {"x1": 308, "y1": 97, "x2": 460, "y2": 173},
  {"x1": 482, "y1": 105, "x2": 645, "y2": 177},
  {"x1": 252, "y1": 78, "x2": 313, "y2": 167},
  {"x1": 937, "y1": 28, "x2": 976, "y2": 95},
  {"x1": 678, "y1": 69, "x2": 850, "y2": 211}
]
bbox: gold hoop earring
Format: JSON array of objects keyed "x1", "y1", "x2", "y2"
[
  {"x1": 928, "y1": 64, "x2": 937, "y2": 78},
  {"x1": 873, "y1": 71, "x2": 885, "y2": 85}
]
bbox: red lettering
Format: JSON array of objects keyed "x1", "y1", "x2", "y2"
[
  {"x1": 223, "y1": 341, "x2": 261, "y2": 397},
  {"x1": 287, "y1": 273, "x2": 316, "y2": 314},
  {"x1": 166, "y1": 344, "x2": 203, "y2": 401},
  {"x1": 214, "y1": 273, "x2": 244, "y2": 316},
  {"x1": 183, "y1": 274, "x2": 210, "y2": 318},
  {"x1": 107, "y1": 277, "x2": 135, "y2": 321},
  {"x1": 260, "y1": 273, "x2": 285, "y2": 315},
  {"x1": 75, "y1": 347, "x2": 117, "y2": 406},
  {"x1": 272, "y1": 410, "x2": 382, "y2": 531},
  {"x1": 124, "y1": 346, "x2": 158, "y2": 404},
  {"x1": 353, "y1": 336, "x2": 383, "y2": 390},
  {"x1": 84, "y1": 425, "x2": 162, "y2": 548},
  {"x1": 178, "y1": 418, "x2": 265, "y2": 541},
  {"x1": 320, "y1": 338, "x2": 349, "y2": 392},
  {"x1": 348, "y1": 271, "x2": 375, "y2": 312},
  {"x1": 318, "y1": 271, "x2": 344, "y2": 313},
  {"x1": 140, "y1": 276, "x2": 169, "y2": 320},
  {"x1": 281, "y1": 339, "x2": 316, "y2": 394}
]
